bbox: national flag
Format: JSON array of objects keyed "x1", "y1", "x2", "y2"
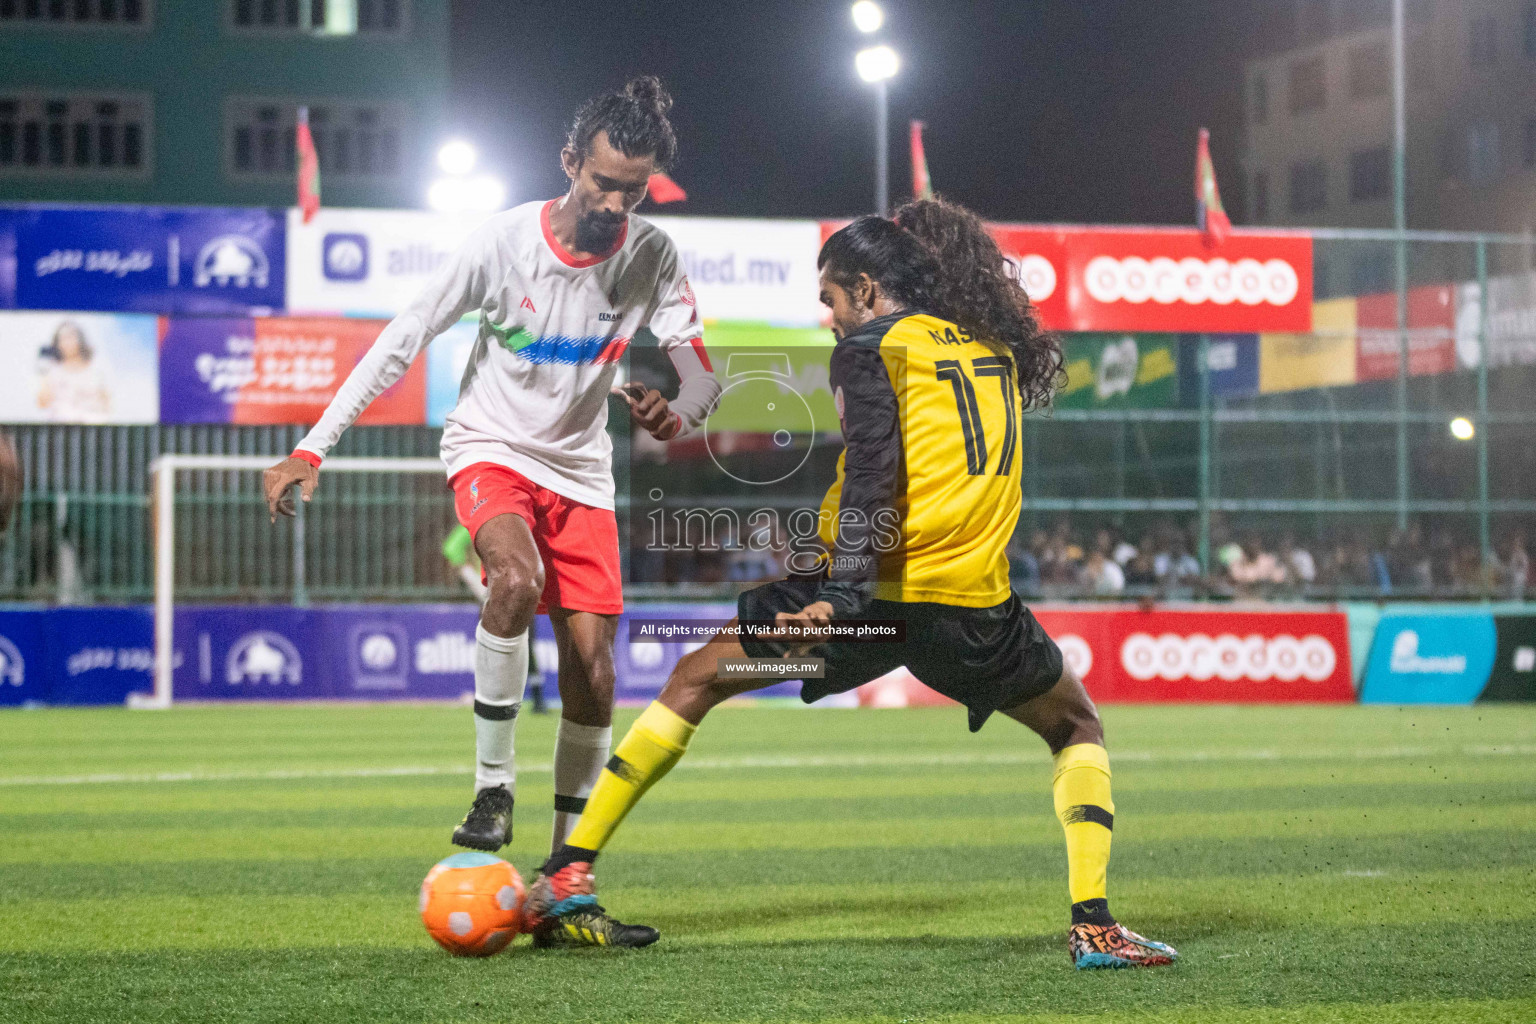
[
  {"x1": 910, "y1": 121, "x2": 934, "y2": 200},
  {"x1": 1195, "y1": 127, "x2": 1230, "y2": 249},
  {"x1": 647, "y1": 173, "x2": 687, "y2": 204},
  {"x1": 296, "y1": 107, "x2": 321, "y2": 224}
]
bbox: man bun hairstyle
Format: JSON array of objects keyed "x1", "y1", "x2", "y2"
[
  {"x1": 567, "y1": 75, "x2": 678, "y2": 170},
  {"x1": 818, "y1": 216, "x2": 942, "y2": 315},
  {"x1": 894, "y1": 197, "x2": 1064, "y2": 410}
]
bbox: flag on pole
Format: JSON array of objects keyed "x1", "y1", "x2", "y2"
[
  {"x1": 1195, "y1": 127, "x2": 1230, "y2": 249},
  {"x1": 647, "y1": 172, "x2": 687, "y2": 204},
  {"x1": 910, "y1": 121, "x2": 934, "y2": 200},
  {"x1": 296, "y1": 106, "x2": 321, "y2": 224}
]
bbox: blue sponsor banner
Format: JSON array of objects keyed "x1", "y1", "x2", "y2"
[
  {"x1": 1360, "y1": 612, "x2": 1497, "y2": 704},
  {"x1": 0, "y1": 207, "x2": 18, "y2": 308},
  {"x1": 1179, "y1": 333, "x2": 1260, "y2": 400},
  {"x1": 157, "y1": 316, "x2": 257, "y2": 423},
  {"x1": 12, "y1": 206, "x2": 285, "y2": 315},
  {"x1": 45, "y1": 607, "x2": 155, "y2": 705},
  {"x1": 0, "y1": 604, "x2": 804, "y2": 705},
  {"x1": 0, "y1": 610, "x2": 49, "y2": 706}
]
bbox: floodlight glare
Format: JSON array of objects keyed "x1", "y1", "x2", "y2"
[
  {"x1": 851, "y1": 1, "x2": 884, "y2": 33},
  {"x1": 856, "y1": 45, "x2": 899, "y2": 83},
  {"x1": 436, "y1": 140, "x2": 477, "y2": 176},
  {"x1": 428, "y1": 174, "x2": 506, "y2": 214},
  {"x1": 1449, "y1": 416, "x2": 1475, "y2": 441}
]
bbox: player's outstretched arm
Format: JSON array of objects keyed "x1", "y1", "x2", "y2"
[{"x1": 263, "y1": 456, "x2": 318, "y2": 522}]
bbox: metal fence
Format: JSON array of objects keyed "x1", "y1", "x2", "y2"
[{"x1": 3, "y1": 229, "x2": 1535, "y2": 605}]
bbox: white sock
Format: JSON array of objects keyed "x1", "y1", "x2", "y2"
[
  {"x1": 473, "y1": 623, "x2": 529, "y2": 795},
  {"x1": 551, "y1": 717, "x2": 612, "y2": 851}
]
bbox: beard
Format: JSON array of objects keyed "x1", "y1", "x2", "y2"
[{"x1": 575, "y1": 210, "x2": 626, "y2": 254}]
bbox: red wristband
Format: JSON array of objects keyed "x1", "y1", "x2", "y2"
[{"x1": 290, "y1": 449, "x2": 322, "y2": 468}]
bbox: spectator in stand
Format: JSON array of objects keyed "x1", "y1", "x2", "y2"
[
  {"x1": 1111, "y1": 531, "x2": 1139, "y2": 567},
  {"x1": 1084, "y1": 548, "x2": 1125, "y2": 596},
  {"x1": 1123, "y1": 548, "x2": 1159, "y2": 589},
  {"x1": 1228, "y1": 533, "x2": 1287, "y2": 595},
  {"x1": 1279, "y1": 532, "x2": 1316, "y2": 591},
  {"x1": 1008, "y1": 532, "x2": 1041, "y2": 593},
  {"x1": 1155, "y1": 532, "x2": 1203, "y2": 587},
  {"x1": 1505, "y1": 532, "x2": 1530, "y2": 600}
]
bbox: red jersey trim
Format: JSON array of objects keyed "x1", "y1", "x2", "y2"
[
  {"x1": 540, "y1": 198, "x2": 628, "y2": 269},
  {"x1": 291, "y1": 449, "x2": 323, "y2": 468}
]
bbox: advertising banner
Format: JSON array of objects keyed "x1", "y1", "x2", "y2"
[
  {"x1": 0, "y1": 310, "x2": 159, "y2": 422},
  {"x1": 1455, "y1": 272, "x2": 1536, "y2": 369},
  {"x1": 1179, "y1": 333, "x2": 1260, "y2": 400},
  {"x1": 285, "y1": 207, "x2": 483, "y2": 317},
  {"x1": 1358, "y1": 611, "x2": 1497, "y2": 704},
  {"x1": 649, "y1": 217, "x2": 824, "y2": 327},
  {"x1": 43, "y1": 607, "x2": 155, "y2": 705},
  {"x1": 1480, "y1": 614, "x2": 1536, "y2": 701},
  {"x1": 989, "y1": 226, "x2": 1313, "y2": 334},
  {"x1": 1057, "y1": 332, "x2": 1178, "y2": 409},
  {"x1": 1030, "y1": 607, "x2": 1354, "y2": 702},
  {"x1": 1356, "y1": 285, "x2": 1457, "y2": 381},
  {"x1": 12, "y1": 206, "x2": 284, "y2": 314},
  {"x1": 426, "y1": 319, "x2": 483, "y2": 427},
  {"x1": 0, "y1": 610, "x2": 48, "y2": 707},
  {"x1": 159, "y1": 315, "x2": 424, "y2": 424},
  {"x1": 1259, "y1": 297, "x2": 1358, "y2": 394}
]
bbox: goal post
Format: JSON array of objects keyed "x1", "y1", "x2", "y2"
[{"x1": 132, "y1": 454, "x2": 447, "y2": 709}]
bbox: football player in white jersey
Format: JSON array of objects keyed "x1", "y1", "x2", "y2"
[{"x1": 264, "y1": 78, "x2": 718, "y2": 946}]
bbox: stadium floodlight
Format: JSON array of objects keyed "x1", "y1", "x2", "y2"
[
  {"x1": 427, "y1": 174, "x2": 507, "y2": 214},
  {"x1": 855, "y1": 44, "x2": 899, "y2": 82},
  {"x1": 851, "y1": 0, "x2": 884, "y2": 34},
  {"x1": 1449, "y1": 416, "x2": 1475, "y2": 441},
  {"x1": 436, "y1": 139, "x2": 477, "y2": 176}
]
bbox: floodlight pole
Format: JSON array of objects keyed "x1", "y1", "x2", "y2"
[
  {"x1": 874, "y1": 80, "x2": 889, "y2": 215},
  {"x1": 1392, "y1": 0, "x2": 1409, "y2": 529}
]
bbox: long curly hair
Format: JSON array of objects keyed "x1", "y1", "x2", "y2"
[{"x1": 894, "y1": 197, "x2": 1063, "y2": 410}]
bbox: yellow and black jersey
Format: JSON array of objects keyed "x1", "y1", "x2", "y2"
[{"x1": 814, "y1": 310, "x2": 1022, "y2": 616}]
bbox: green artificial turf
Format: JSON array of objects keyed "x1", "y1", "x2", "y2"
[{"x1": 0, "y1": 702, "x2": 1532, "y2": 1023}]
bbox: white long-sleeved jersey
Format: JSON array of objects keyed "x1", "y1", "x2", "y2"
[{"x1": 294, "y1": 199, "x2": 720, "y2": 509}]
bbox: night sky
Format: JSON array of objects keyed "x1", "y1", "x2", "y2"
[{"x1": 448, "y1": 1, "x2": 1284, "y2": 226}]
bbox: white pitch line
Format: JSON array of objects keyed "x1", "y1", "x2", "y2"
[{"x1": 0, "y1": 742, "x2": 1532, "y2": 788}]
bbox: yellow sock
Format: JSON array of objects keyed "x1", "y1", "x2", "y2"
[
  {"x1": 565, "y1": 702, "x2": 696, "y2": 854},
  {"x1": 1052, "y1": 743, "x2": 1114, "y2": 906}
]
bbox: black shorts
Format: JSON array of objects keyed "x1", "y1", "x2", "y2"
[{"x1": 737, "y1": 579, "x2": 1064, "y2": 731}]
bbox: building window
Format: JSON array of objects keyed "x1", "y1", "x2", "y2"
[
  {"x1": 1470, "y1": 15, "x2": 1497, "y2": 68},
  {"x1": 1252, "y1": 72, "x2": 1269, "y2": 126},
  {"x1": 0, "y1": 0, "x2": 147, "y2": 24},
  {"x1": 0, "y1": 92, "x2": 150, "y2": 175},
  {"x1": 1468, "y1": 122, "x2": 1501, "y2": 184},
  {"x1": 1348, "y1": 40, "x2": 1388, "y2": 99},
  {"x1": 229, "y1": 0, "x2": 404, "y2": 35},
  {"x1": 1289, "y1": 160, "x2": 1327, "y2": 214},
  {"x1": 1251, "y1": 169, "x2": 1270, "y2": 222},
  {"x1": 1349, "y1": 146, "x2": 1390, "y2": 202},
  {"x1": 1289, "y1": 56, "x2": 1327, "y2": 115},
  {"x1": 226, "y1": 98, "x2": 403, "y2": 179}
]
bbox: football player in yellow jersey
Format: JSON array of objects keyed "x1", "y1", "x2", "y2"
[{"x1": 524, "y1": 200, "x2": 1177, "y2": 969}]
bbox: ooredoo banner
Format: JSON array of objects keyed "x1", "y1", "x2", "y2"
[
  {"x1": 988, "y1": 226, "x2": 1314, "y2": 334},
  {"x1": 159, "y1": 315, "x2": 424, "y2": 424},
  {"x1": 1031, "y1": 607, "x2": 1354, "y2": 702}
]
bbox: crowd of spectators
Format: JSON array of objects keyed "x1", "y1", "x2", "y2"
[{"x1": 1008, "y1": 516, "x2": 1531, "y2": 601}]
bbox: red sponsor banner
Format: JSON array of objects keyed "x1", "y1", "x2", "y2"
[
  {"x1": 991, "y1": 226, "x2": 1314, "y2": 334},
  {"x1": 232, "y1": 317, "x2": 424, "y2": 425},
  {"x1": 819, "y1": 221, "x2": 1314, "y2": 334},
  {"x1": 1355, "y1": 285, "x2": 1457, "y2": 381},
  {"x1": 1030, "y1": 607, "x2": 1353, "y2": 703},
  {"x1": 848, "y1": 606, "x2": 1354, "y2": 706}
]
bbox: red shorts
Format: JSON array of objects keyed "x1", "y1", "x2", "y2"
[{"x1": 449, "y1": 462, "x2": 623, "y2": 615}]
